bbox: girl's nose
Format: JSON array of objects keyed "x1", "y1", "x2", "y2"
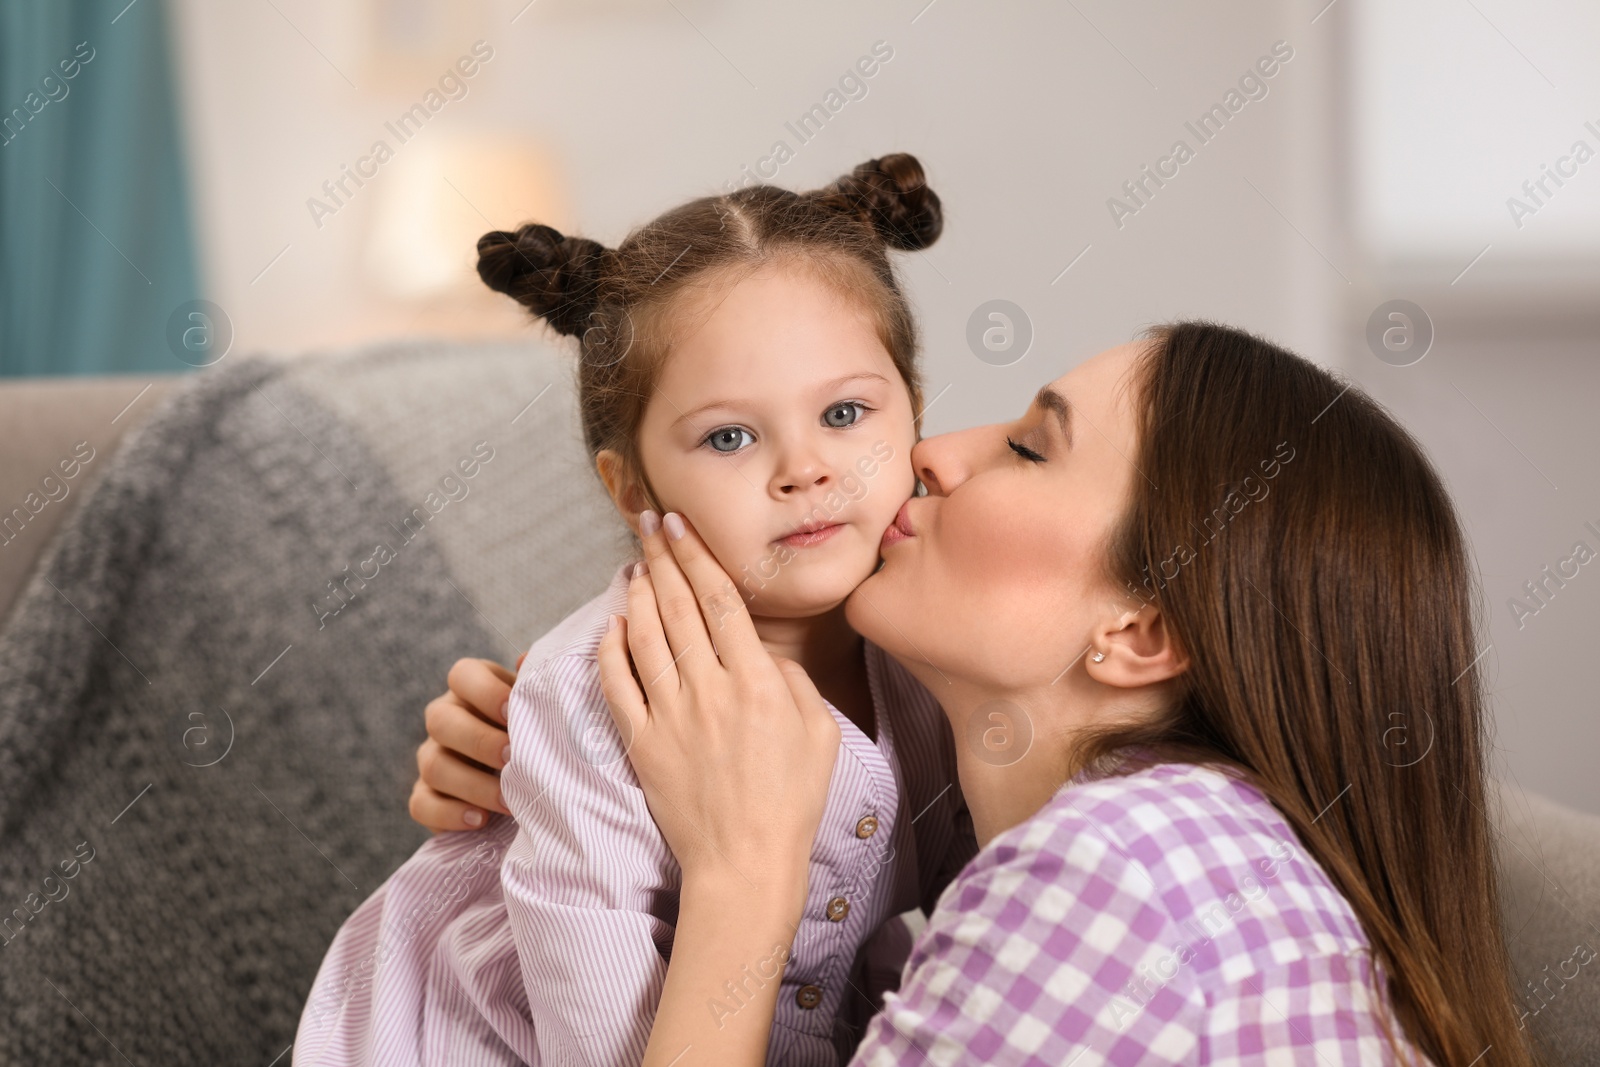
[
  {"x1": 777, "y1": 466, "x2": 830, "y2": 494},
  {"x1": 773, "y1": 448, "x2": 833, "y2": 495}
]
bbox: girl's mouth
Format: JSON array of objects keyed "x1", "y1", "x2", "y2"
[{"x1": 778, "y1": 522, "x2": 846, "y2": 549}]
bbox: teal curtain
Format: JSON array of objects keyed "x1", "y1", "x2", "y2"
[{"x1": 1, "y1": 0, "x2": 200, "y2": 376}]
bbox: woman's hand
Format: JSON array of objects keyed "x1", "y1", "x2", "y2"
[
  {"x1": 597, "y1": 510, "x2": 840, "y2": 1067},
  {"x1": 599, "y1": 510, "x2": 840, "y2": 893},
  {"x1": 408, "y1": 655, "x2": 519, "y2": 832}
]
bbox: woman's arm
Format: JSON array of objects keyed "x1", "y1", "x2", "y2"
[
  {"x1": 597, "y1": 512, "x2": 840, "y2": 1067},
  {"x1": 644, "y1": 866, "x2": 810, "y2": 1067}
]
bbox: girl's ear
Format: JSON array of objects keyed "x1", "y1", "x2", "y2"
[
  {"x1": 596, "y1": 449, "x2": 651, "y2": 536},
  {"x1": 1085, "y1": 602, "x2": 1190, "y2": 689}
]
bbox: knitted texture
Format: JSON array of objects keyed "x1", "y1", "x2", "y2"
[{"x1": 0, "y1": 340, "x2": 617, "y2": 1064}]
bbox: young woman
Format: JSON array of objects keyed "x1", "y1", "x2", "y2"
[{"x1": 420, "y1": 324, "x2": 1540, "y2": 1064}]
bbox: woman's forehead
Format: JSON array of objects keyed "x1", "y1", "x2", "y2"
[{"x1": 1046, "y1": 342, "x2": 1145, "y2": 413}]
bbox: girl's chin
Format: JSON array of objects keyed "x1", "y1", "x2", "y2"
[{"x1": 749, "y1": 571, "x2": 873, "y2": 619}]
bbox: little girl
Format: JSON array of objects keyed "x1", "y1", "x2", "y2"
[{"x1": 295, "y1": 154, "x2": 977, "y2": 1067}]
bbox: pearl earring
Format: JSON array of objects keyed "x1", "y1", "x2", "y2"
[{"x1": 1091, "y1": 651, "x2": 1106, "y2": 663}]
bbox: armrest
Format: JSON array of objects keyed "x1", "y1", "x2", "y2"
[{"x1": 0, "y1": 375, "x2": 179, "y2": 626}]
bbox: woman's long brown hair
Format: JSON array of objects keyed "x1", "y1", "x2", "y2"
[{"x1": 1074, "y1": 322, "x2": 1540, "y2": 1065}]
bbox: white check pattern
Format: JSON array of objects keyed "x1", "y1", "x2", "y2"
[{"x1": 849, "y1": 762, "x2": 1433, "y2": 1066}]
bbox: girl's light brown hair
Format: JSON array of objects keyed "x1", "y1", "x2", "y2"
[
  {"x1": 474, "y1": 153, "x2": 941, "y2": 508},
  {"x1": 1073, "y1": 321, "x2": 1540, "y2": 1065}
]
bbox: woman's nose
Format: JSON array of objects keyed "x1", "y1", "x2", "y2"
[{"x1": 911, "y1": 427, "x2": 980, "y2": 497}]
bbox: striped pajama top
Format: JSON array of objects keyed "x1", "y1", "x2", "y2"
[{"x1": 295, "y1": 563, "x2": 977, "y2": 1066}]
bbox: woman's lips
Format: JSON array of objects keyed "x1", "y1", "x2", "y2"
[
  {"x1": 880, "y1": 501, "x2": 915, "y2": 548},
  {"x1": 778, "y1": 523, "x2": 846, "y2": 549}
]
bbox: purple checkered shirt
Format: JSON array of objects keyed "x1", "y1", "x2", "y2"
[{"x1": 847, "y1": 761, "x2": 1432, "y2": 1065}]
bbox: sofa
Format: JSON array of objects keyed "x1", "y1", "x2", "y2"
[{"x1": 0, "y1": 338, "x2": 1595, "y2": 1064}]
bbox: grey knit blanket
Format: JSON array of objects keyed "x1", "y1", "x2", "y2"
[{"x1": 0, "y1": 342, "x2": 622, "y2": 1064}]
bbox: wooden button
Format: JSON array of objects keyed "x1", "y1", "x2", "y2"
[
  {"x1": 854, "y1": 815, "x2": 879, "y2": 839},
  {"x1": 795, "y1": 984, "x2": 823, "y2": 1010},
  {"x1": 826, "y1": 896, "x2": 850, "y2": 922}
]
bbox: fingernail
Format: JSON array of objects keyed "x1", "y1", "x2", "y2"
[
  {"x1": 501, "y1": 744, "x2": 512, "y2": 764},
  {"x1": 463, "y1": 810, "x2": 484, "y2": 828},
  {"x1": 633, "y1": 560, "x2": 648, "y2": 579},
  {"x1": 498, "y1": 699, "x2": 509, "y2": 722},
  {"x1": 664, "y1": 512, "x2": 686, "y2": 540},
  {"x1": 607, "y1": 613, "x2": 618, "y2": 632},
  {"x1": 640, "y1": 510, "x2": 661, "y2": 537}
]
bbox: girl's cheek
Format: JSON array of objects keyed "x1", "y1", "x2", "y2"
[{"x1": 843, "y1": 442, "x2": 910, "y2": 507}]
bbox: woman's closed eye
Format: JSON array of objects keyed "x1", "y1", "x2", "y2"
[{"x1": 1006, "y1": 436, "x2": 1046, "y2": 463}]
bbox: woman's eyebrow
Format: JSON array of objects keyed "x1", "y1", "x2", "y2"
[
  {"x1": 671, "y1": 373, "x2": 891, "y2": 427},
  {"x1": 1033, "y1": 385, "x2": 1075, "y2": 449}
]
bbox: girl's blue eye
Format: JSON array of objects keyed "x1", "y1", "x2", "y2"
[
  {"x1": 705, "y1": 427, "x2": 755, "y2": 453},
  {"x1": 824, "y1": 402, "x2": 865, "y2": 428}
]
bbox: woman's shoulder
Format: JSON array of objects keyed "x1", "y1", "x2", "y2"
[
  {"x1": 983, "y1": 762, "x2": 1309, "y2": 889},
  {"x1": 1046, "y1": 760, "x2": 1288, "y2": 850},
  {"x1": 966, "y1": 761, "x2": 1371, "y2": 961},
  {"x1": 880, "y1": 773, "x2": 1414, "y2": 1064}
]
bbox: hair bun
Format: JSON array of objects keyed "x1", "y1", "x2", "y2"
[
  {"x1": 475, "y1": 223, "x2": 612, "y2": 337},
  {"x1": 830, "y1": 153, "x2": 942, "y2": 251}
]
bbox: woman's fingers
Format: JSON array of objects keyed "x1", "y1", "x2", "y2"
[
  {"x1": 446, "y1": 656, "x2": 517, "y2": 725},
  {"x1": 424, "y1": 693, "x2": 509, "y2": 772},
  {"x1": 774, "y1": 657, "x2": 835, "y2": 727},
  {"x1": 616, "y1": 649, "x2": 840, "y2": 891},
  {"x1": 623, "y1": 559, "x2": 681, "y2": 701},
  {"x1": 416, "y1": 738, "x2": 509, "y2": 816},
  {"x1": 656, "y1": 511, "x2": 767, "y2": 671},
  {"x1": 598, "y1": 614, "x2": 649, "y2": 742},
  {"x1": 410, "y1": 778, "x2": 494, "y2": 833},
  {"x1": 775, "y1": 657, "x2": 843, "y2": 769},
  {"x1": 408, "y1": 658, "x2": 515, "y2": 833},
  {"x1": 637, "y1": 511, "x2": 715, "y2": 667}
]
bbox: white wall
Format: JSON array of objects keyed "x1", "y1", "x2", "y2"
[
  {"x1": 1353, "y1": 0, "x2": 1600, "y2": 262},
  {"x1": 1343, "y1": 0, "x2": 1600, "y2": 814},
  {"x1": 167, "y1": 0, "x2": 1344, "y2": 426}
]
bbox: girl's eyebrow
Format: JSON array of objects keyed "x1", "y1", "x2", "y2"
[{"x1": 672, "y1": 372, "x2": 892, "y2": 426}]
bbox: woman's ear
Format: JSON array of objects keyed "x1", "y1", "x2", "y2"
[
  {"x1": 1085, "y1": 601, "x2": 1190, "y2": 689},
  {"x1": 596, "y1": 449, "x2": 651, "y2": 536}
]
